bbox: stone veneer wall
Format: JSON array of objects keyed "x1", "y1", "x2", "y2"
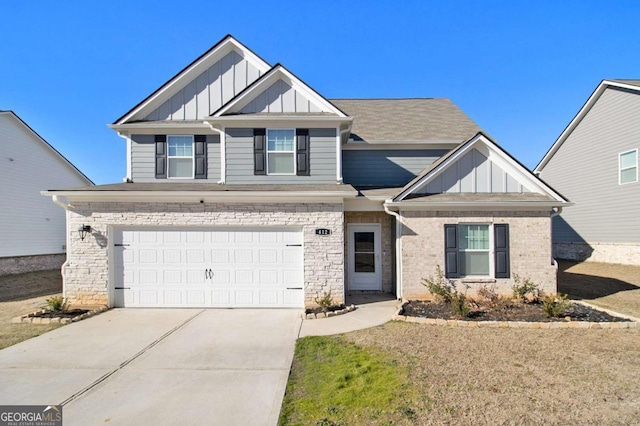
[
  {"x1": 554, "y1": 242, "x2": 640, "y2": 266},
  {"x1": 344, "y1": 211, "x2": 394, "y2": 294},
  {"x1": 65, "y1": 202, "x2": 344, "y2": 307},
  {"x1": 400, "y1": 210, "x2": 556, "y2": 300},
  {"x1": 0, "y1": 254, "x2": 65, "y2": 276}
]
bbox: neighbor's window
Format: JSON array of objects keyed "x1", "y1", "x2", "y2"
[
  {"x1": 267, "y1": 129, "x2": 295, "y2": 174},
  {"x1": 458, "y1": 224, "x2": 490, "y2": 276},
  {"x1": 168, "y1": 135, "x2": 194, "y2": 178},
  {"x1": 619, "y1": 149, "x2": 638, "y2": 184}
]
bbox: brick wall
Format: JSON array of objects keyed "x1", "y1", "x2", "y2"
[
  {"x1": 344, "y1": 211, "x2": 394, "y2": 293},
  {"x1": 0, "y1": 254, "x2": 65, "y2": 276},
  {"x1": 400, "y1": 210, "x2": 556, "y2": 300},
  {"x1": 65, "y1": 202, "x2": 344, "y2": 307}
]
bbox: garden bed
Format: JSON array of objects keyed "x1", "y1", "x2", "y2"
[
  {"x1": 13, "y1": 306, "x2": 107, "y2": 324},
  {"x1": 303, "y1": 304, "x2": 356, "y2": 319},
  {"x1": 400, "y1": 300, "x2": 632, "y2": 322}
]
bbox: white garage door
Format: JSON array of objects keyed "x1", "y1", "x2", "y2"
[{"x1": 113, "y1": 228, "x2": 304, "y2": 308}]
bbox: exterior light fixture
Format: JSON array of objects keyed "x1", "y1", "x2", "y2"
[{"x1": 78, "y1": 225, "x2": 92, "y2": 241}]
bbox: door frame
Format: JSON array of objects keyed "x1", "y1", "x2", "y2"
[{"x1": 347, "y1": 223, "x2": 382, "y2": 291}]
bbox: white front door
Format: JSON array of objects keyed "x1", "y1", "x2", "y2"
[{"x1": 348, "y1": 224, "x2": 382, "y2": 291}]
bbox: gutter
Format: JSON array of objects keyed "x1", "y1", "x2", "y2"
[
  {"x1": 549, "y1": 207, "x2": 563, "y2": 268},
  {"x1": 383, "y1": 201, "x2": 403, "y2": 300},
  {"x1": 51, "y1": 195, "x2": 71, "y2": 300}
]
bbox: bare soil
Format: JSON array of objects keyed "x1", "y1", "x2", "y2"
[
  {"x1": 347, "y1": 321, "x2": 640, "y2": 425},
  {"x1": 558, "y1": 260, "x2": 640, "y2": 318},
  {"x1": 0, "y1": 270, "x2": 63, "y2": 349}
]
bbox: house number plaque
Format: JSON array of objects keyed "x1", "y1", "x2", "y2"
[{"x1": 315, "y1": 228, "x2": 331, "y2": 236}]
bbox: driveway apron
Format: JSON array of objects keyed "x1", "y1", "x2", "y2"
[{"x1": 0, "y1": 308, "x2": 301, "y2": 426}]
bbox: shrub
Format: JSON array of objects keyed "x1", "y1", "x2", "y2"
[
  {"x1": 542, "y1": 293, "x2": 572, "y2": 318},
  {"x1": 421, "y1": 265, "x2": 455, "y2": 304},
  {"x1": 314, "y1": 291, "x2": 334, "y2": 313},
  {"x1": 476, "y1": 284, "x2": 513, "y2": 311},
  {"x1": 45, "y1": 295, "x2": 67, "y2": 312},
  {"x1": 511, "y1": 275, "x2": 540, "y2": 302},
  {"x1": 450, "y1": 292, "x2": 470, "y2": 318}
]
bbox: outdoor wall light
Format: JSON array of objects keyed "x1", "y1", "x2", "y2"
[{"x1": 78, "y1": 225, "x2": 92, "y2": 241}]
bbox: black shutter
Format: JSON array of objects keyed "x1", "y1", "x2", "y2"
[
  {"x1": 194, "y1": 135, "x2": 207, "y2": 179},
  {"x1": 494, "y1": 224, "x2": 510, "y2": 278},
  {"x1": 296, "y1": 128, "x2": 310, "y2": 176},
  {"x1": 444, "y1": 224, "x2": 458, "y2": 278},
  {"x1": 254, "y1": 128, "x2": 266, "y2": 175},
  {"x1": 155, "y1": 135, "x2": 167, "y2": 179}
]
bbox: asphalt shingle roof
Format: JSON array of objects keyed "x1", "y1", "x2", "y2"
[{"x1": 329, "y1": 98, "x2": 482, "y2": 142}]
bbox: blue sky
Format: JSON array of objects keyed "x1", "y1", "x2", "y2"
[{"x1": 2, "y1": 1, "x2": 639, "y2": 185}]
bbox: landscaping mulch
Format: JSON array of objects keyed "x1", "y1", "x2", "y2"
[
  {"x1": 305, "y1": 304, "x2": 346, "y2": 315},
  {"x1": 35, "y1": 309, "x2": 90, "y2": 319},
  {"x1": 401, "y1": 300, "x2": 632, "y2": 322}
]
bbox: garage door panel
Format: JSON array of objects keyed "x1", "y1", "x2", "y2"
[{"x1": 114, "y1": 228, "x2": 304, "y2": 308}]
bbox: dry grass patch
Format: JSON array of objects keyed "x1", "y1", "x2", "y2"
[
  {"x1": 559, "y1": 261, "x2": 640, "y2": 318},
  {"x1": 345, "y1": 321, "x2": 640, "y2": 425},
  {"x1": 0, "y1": 270, "x2": 63, "y2": 349}
]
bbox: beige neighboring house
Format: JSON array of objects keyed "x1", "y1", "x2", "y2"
[
  {"x1": 535, "y1": 80, "x2": 640, "y2": 266},
  {"x1": 43, "y1": 35, "x2": 569, "y2": 308},
  {"x1": 0, "y1": 110, "x2": 93, "y2": 275}
]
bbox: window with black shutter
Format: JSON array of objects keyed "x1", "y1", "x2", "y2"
[{"x1": 155, "y1": 135, "x2": 167, "y2": 179}]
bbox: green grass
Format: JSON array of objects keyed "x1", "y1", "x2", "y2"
[{"x1": 278, "y1": 335, "x2": 419, "y2": 426}]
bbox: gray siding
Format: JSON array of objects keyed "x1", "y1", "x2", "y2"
[
  {"x1": 144, "y1": 50, "x2": 263, "y2": 121},
  {"x1": 422, "y1": 148, "x2": 528, "y2": 194},
  {"x1": 239, "y1": 80, "x2": 324, "y2": 114},
  {"x1": 131, "y1": 134, "x2": 221, "y2": 182},
  {"x1": 225, "y1": 128, "x2": 337, "y2": 184},
  {"x1": 540, "y1": 87, "x2": 640, "y2": 244},
  {"x1": 342, "y1": 149, "x2": 448, "y2": 187}
]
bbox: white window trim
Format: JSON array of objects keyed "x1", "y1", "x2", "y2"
[
  {"x1": 167, "y1": 135, "x2": 195, "y2": 179},
  {"x1": 266, "y1": 128, "x2": 296, "y2": 176},
  {"x1": 457, "y1": 223, "x2": 494, "y2": 278},
  {"x1": 619, "y1": 149, "x2": 638, "y2": 185}
]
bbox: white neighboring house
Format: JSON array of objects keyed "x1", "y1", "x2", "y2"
[{"x1": 0, "y1": 110, "x2": 93, "y2": 274}]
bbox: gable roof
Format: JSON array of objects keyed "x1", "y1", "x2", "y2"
[
  {"x1": 535, "y1": 79, "x2": 640, "y2": 172},
  {"x1": 0, "y1": 111, "x2": 94, "y2": 185},
  {"x1": 329, "y1": 98, "x2": 482, "y2": 143},
  {"x1": 210, "y1": 64, "x2": 348, "y2": 118},
  {"x1": 113, "y1": 35, "x2": 271, "y2": 125},
  {"x1": 393, "y1": 132, "x2": 569, "y2": 205}
]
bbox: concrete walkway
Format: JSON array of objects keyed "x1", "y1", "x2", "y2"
[{"x1": 299, "y1": 293, "x2": 400, "y2": 337}]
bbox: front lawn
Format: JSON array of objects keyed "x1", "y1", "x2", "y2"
[{"x1": 281, "y1": 322, "x2": 640, "y2": 425}]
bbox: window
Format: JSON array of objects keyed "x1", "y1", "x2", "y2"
[
  {"x1": 458, "y1": 225, "x2": 490, "y2": 276},
  {"x1": 267, "y1": 129, "x2": 295, "y2": 174},
  {"x1": 167, "y1": 135, "x2": 193, "y2": 178},
  {"x1": 619, "y1": 149, "x2": 638, "y2": 184}
]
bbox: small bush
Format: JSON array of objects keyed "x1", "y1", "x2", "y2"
[
  {"x1": 421, "y1": 265, "x2": 455, "y2": 304},
  {"x1": 512, "y1": 275, "x2": 540, "y2": 302},
  {"x1": 450, "y1": 292, "x2": 470, "y2": 318},
  {"x1": 45, "y1": 295, "x2": 67, "y2": 312},
  {"x1": 542, "y1": 293, "x2": 572, "y2": 318},
  {"x1": 314, "y1": 291, "x2": 334, "y2": 313},
  {"x1": 476, "y1": 284, "x2": 513, "y2": 311}
]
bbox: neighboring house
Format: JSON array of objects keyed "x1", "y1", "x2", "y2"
[
  {"x1": 535, "y1": 80, "x2": 640, "y2": 266},
  {"x1": 0, "y1": 111, "x2": 93, "y2": 275},
  {"x1": 44, "y1": 35, "x2": 569, "y2": 308}
]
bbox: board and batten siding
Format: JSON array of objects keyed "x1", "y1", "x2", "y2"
[
  {"x1": 225, "y1": 128, "x2": 337, "y2": 184},
  {"x1": 238, "y1": 80, "x2": 324, "y2": 114},
  {"x1": 421, "y1": 148, "x2": 529, "y2": 194},
  {"x1": 144, "y1": 50, "x2": 263, "y2": 121},
  {"x1": 342, "y1": 149, "x2": 448, "y2": 187},
  {"x1": 130, "y1": 134, "x2": 221, "y2": 182},
  {"x1": 0, "y1": 114, "x2": 91, "y2": 257},
  {"x1": 540, "y1": 87, "x2": 640, "y2": 244}
]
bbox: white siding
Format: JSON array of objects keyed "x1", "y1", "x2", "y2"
[
  {"x1": 422, "y1": 148, "x2": 526, "y2": 194},
  {"x1": 540, "y1": 87, "x2": 640, "y2": 244},
  {"x1": 0, "y1": 114, "x2": 91, "y2": 257},
  {"x1": 144, "y1": 50, "x2": 263, "y2": 121},
  {"x1": 238, "y1": 80, "x2": 326, "y2": 114}
]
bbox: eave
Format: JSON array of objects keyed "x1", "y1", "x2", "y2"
[{"x1": 384, "y1": 200, "x2": 572, "y2": 211}]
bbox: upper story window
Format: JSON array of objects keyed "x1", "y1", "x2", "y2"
[
  {"x1": 267, "y1": 129, "x2": 295, "y2": 174},
  {"x1": 619, "y1": 149, "x2": 638, "y2": 184},
  {"x1": 168, "y1": 135, "x2": 193, "y2": 178}
]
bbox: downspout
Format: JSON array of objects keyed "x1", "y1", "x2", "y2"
[
  {"x1": 337, "y1": 126, "x2": 351, "y2": 184},
  {"x1": 52, "y1": 195, "x2": 71, "y2": 300},
  {"x1": 550, "y1": 207, "x2": 563, "y2": 269},
  {"x1": 116, "y1": 132, "x2": 132, "y2": 182},
  {"x1": 204, "y1": 121, "x2": 226, "y2": 184},
  {"x1": 383, "y1": 201, "x2": 403, "y2": 300}
]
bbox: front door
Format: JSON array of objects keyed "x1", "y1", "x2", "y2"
[{"x1": 348, "y1": 224, "x2": 382, "y2": 291}]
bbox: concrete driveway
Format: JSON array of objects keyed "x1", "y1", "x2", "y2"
[{"x1": 0, "y1": 308, "x2": 301, "y2": 425}]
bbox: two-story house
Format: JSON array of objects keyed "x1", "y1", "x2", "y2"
[
  {"x1": 45, "y1": 35, "x2": 569, "y2": 308},
  {"x1": 535, "y1": 80, "x2": 640, "y2": 266}
]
